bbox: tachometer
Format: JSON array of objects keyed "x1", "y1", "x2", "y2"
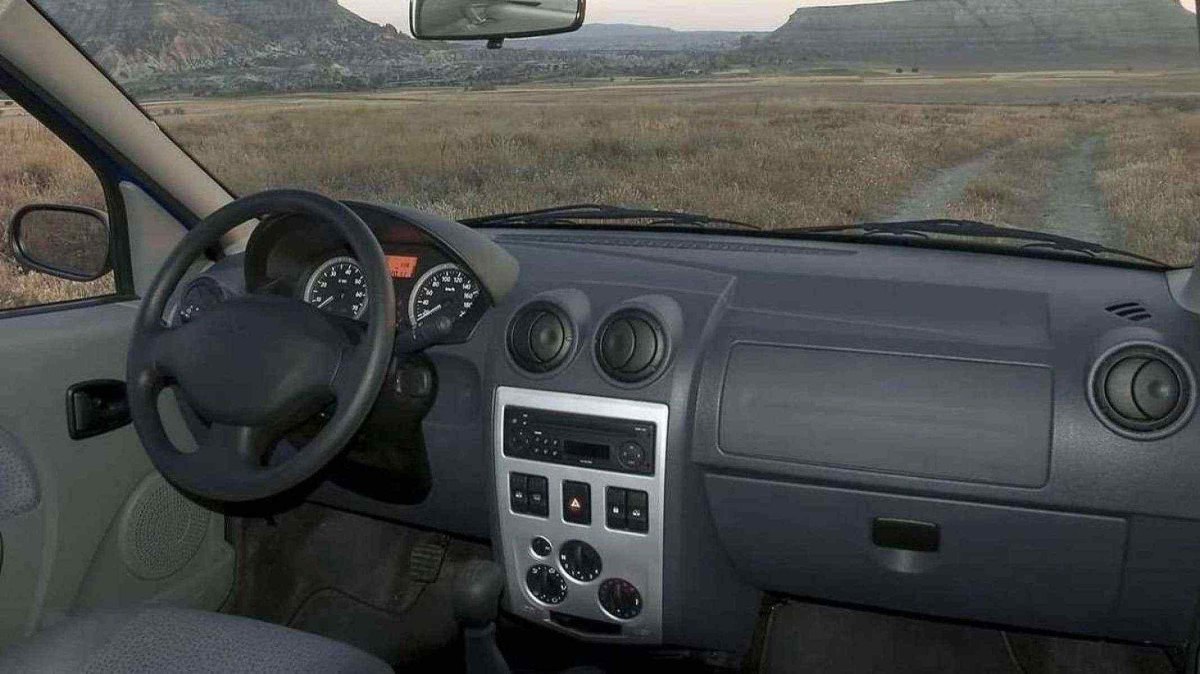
[
  {"x1": 408, "y1": 263, "x2": 480, "y2": 327},
  {"x1": 303, "y1": 256, "x2": 368, "y2": 320}
]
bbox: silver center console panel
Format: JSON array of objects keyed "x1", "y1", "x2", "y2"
[{"x1": 493, "y1": 386, "x2": 668, "y2": 643}]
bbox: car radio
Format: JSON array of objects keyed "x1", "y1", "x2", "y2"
[{"x1": 503, "y1": 406, "x2": 656, "y2": 475}]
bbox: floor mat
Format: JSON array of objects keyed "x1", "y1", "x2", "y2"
[
  {"x1": 760, "y1": 602, "x2": 1176, "y2": 674},
  {"x1": 225, "y1": 502, "x2": 490, "y2": 667}
]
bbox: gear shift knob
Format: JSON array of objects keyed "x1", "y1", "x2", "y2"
[{"x1": 454, "y1": 559, "x2": 505, "y2": 628}]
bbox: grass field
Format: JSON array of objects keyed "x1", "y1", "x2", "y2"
[{"x1": 3, "y1": 70, "x2": 1200, "y2": 308}]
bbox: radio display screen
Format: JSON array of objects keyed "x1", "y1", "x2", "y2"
[{"x1": 564, "y1": 440, "x2": 609, "y2": 461}]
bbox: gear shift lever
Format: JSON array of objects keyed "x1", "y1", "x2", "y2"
[{"x1": 454, "y1": 559, "x2": 510, "y2": 674}]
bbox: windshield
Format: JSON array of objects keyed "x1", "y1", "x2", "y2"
[{"x1": 31, "y1": 0, "x2": 1200, "y2": 267}]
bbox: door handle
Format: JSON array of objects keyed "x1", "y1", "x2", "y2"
[{"x1": 66, "y1": 379, "x2": 131, "y2": 440}]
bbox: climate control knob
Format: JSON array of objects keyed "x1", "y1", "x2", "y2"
[
  {"x1": 559, "y1": 540, "x2": 602, "y2": 582},
  {"x1": 526, "y1": 564, "x2": 567, "y2": 605},
  {"x1": 598, "y1": 578, "x2": 643, "y2": 620}
]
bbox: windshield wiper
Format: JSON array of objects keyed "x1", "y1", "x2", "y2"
[
  {"x1": 460, "y1": 204, "x2": 761, "y2": 231},
  {"x1": 775, "y1": 219, "x2": 1166, "y2": 267}
]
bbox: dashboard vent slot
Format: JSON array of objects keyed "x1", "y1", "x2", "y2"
[
  {"x1": 508, "y1": 303, "x2": 573, "y2": 374},
  {"x1": 1105, "y1": 302, "x2": 1152, "y2": 322},
  {"x1": 1089, "y1": 343, "x2": 1193, "y2": 440},
  {"x1": 596, "y1": 310, "x2": 667, "y2": 384}
]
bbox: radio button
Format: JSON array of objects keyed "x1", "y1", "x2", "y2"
[
  {"x1": 627, "y1": 490, "x2": 649, "y2": 533},
  {"x1": 510, "y1": 473, "x2": 529, "y2": 514},
  {"x1": 605, "y1": 487, "x2": 628, "y2": 530},
  {"x1": 563, "y1": 481, "x2": 592, "y2": 525},
  {"x1": 618, "y1": 441, "x2": 647, "y2": 470},
  {"x1": 528, "y1": 475, "x2": 549, "y2": 517}
]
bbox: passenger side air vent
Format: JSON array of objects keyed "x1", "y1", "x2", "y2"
[
  {"x1": 508, "y1": 303, "x2": 573, "y2": 373},
  {"x1": 1105, "y1": 302, "x2": 1152, "y2": 323},
  {"x1": 596, "y1": 310, "x2": 667, "y2": 384},
  {"x1": 1089, "y1": 343, "x2": 1194, "y2": 440}
]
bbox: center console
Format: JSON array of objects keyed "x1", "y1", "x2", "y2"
[{"x1": 493, "y1": 387, "x2": 668, "y2": 643}]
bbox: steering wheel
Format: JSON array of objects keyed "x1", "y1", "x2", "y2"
[{"x1": 126, "y1": 190, "x2": 397, "y2": 503}]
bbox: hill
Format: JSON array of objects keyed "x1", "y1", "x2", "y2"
[
  {"x1": 745, "y1": 0, "x2": 1200, "y2": 69},
  {"x1": 516, "y1": 23, "x2": 762, "y2": 51},
  {"x1": 36, "y1": 0, "x2": 439, "y2": 94}
]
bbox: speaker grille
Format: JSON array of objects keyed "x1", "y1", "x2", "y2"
[{"x1": 118, "y1": 473, "x2": 209, "y2": 580}]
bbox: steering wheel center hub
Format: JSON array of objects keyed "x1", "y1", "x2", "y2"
[{"x1": 163, "y1": 296, "x2": 347, "y2": 427}]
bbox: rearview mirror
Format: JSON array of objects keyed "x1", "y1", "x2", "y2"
[
  {"x1": 9, "y1": 204, "x2": 111, "y2": 282},
  {"x1": 411, "y1": 0, "x2": 585, "y2": 42}
]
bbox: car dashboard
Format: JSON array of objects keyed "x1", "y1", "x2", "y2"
[{"x1": 174, "y1": 201, "x2": 1200, "y2": 656}]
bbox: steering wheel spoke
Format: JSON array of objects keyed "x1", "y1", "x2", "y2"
[
  {"x1": 332, "y1": 338, "x2": 378, "y2": 408},
  {"x1": 200, "y1": 423, "x2": 279, "y2": 469},
  {"x1": 127, "y1": 323, "x2": 179, "y2": 389}
]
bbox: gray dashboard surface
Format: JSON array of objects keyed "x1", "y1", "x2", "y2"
[
  {"x1": 719, "y1": 343, "x2": 1053, "y2": 487},
  {"x1": 217, "y1": 221, "x2": 1200, "y2": 651}
]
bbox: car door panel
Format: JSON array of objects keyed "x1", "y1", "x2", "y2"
[{"x1": 0, "y1": 301, "x2": 232, "y2": 643}]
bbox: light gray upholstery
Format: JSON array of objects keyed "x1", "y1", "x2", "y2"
[{"x1": 0, "y1": 607, "x2": 393, "y2": 673}]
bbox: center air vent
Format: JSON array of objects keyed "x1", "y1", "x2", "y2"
[
  {"x1": 596, "y1": 310, "x2": 667, "y2": 384},
  {"x1": 508, "y1": 303, "x2": 573, "y2": 373},
  {"x1": 1090, "y1": 343, "x2": 1194, "y2": 440}
]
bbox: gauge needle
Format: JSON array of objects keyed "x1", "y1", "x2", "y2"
[
  {"x1": 318, "y1": 296, "x2": 334, "y2": 308},
  {"x1": 417, "y1": 304, "x2": 443, "y2": 322}
]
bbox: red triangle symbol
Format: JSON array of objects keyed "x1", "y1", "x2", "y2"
[{"x1": 569, "y1": 497, "x2": 582, "y2": 510}]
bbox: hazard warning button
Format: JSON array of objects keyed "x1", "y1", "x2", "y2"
[{"x1": 562, "y1": 480, "x2": 592, "y2": 525}]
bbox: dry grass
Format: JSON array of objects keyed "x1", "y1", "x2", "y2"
[
  {"x1": 157, "y1": 92, "x2": 1066, "y2": 228},
  {"x1": 1096, "y1": 108, "x2": 1200, "y2": 264},
  {"x1": 947, "y1": 123, "x2": 1082, "y2": 226},
  {"x1": 3, "y1": 72, "x2": 1200, "y2": 309}
]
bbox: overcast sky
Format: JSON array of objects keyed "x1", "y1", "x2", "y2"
[{"x1": 342, "y1": 0, "x2": 1197, "y2": 32}]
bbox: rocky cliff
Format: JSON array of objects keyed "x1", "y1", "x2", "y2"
[
  {"x1": 748, "y1": 0, "x2": 1199, "y2": 69},
  {"x1": 37, "y1": 0, "x2": 435, "y2": 93}
]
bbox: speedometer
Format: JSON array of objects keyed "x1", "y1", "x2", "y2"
[
  {"x1": 303, "y1": 256, "x2": 368, "y2": 320},
  {"x1": 408, "y1": 263, "x2": 480, "y2": 327}
]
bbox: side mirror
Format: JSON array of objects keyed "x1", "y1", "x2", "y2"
[
  {"x1": 411, "y1": 0, "x2": 585, "y2": 42},
  {"x1": 9, "y1": 204, "x2": 111, "y2": 282}
]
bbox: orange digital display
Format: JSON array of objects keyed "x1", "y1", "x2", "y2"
[{"x1": 387, "y1": 255, "x2": 419, "y2": 279}]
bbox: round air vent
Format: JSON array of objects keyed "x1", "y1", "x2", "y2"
[
  {"x1": 1089, "y1": 343, "x2": 1194, "y2": 440},
  {"x1": 596, "y1": 309, "x2": 667, "y2": 384},
  {"x1": 508, "y1": 303, "x2": 573, "y2": 373}
]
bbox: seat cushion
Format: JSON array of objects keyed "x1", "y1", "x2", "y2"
[{"x1": 0, "y1": 607, "x2": 393, "y2": 673}]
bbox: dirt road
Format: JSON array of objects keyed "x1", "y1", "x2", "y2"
[
  {"x1": 1039, "y1": 136, "x2": 1123, "y2": 249},
  {"x1": 877, "y1": 135, "x2": 1122, "y2": 249}
]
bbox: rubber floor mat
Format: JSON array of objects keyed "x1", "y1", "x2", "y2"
[
  {"x1": 225, "y1": 502, "x2": 490, "y2": 666},
  {"x1": 760, "y1": 602, "x2": 1175, "y2": 674}
]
